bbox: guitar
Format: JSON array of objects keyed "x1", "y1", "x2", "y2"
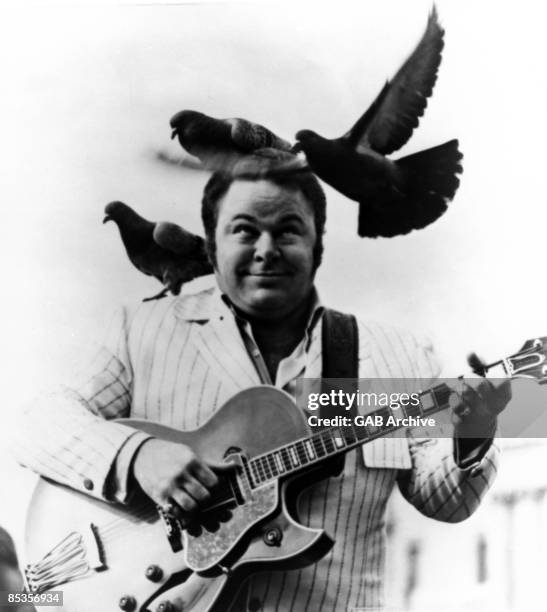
[{"x1": 24, "y1": 337, "x2": 547, "y2": 612}]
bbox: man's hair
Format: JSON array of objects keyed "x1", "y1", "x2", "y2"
[{"x1": 201, "y1": 149, "x2": 327, "y2": 269}]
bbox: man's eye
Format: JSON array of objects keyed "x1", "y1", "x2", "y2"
[
  {"x1": 233, "y1": 224, "x2": 256, "y2": 236},
  {"x1": 279, "y1": 226, "x2": 301, "y2": 236}
]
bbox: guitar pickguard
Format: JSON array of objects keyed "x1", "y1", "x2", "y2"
[{"x1": 185, "y1": 480, "x2": 278, "y2": 572}]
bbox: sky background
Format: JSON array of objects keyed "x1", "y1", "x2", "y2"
[{"x1": 1, "y1": 0, "x2": 546, "y2": 568}]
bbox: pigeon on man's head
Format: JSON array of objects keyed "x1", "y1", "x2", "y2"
[
  {"x1": 169, "y1": 110, "x2": 292, "y2": 171},
  {"x1": 293, "y1": 6, "x2": 463, "y2": 238},
  {"x1": 103, "y1": 201, "x2": 213, "y2": 301}
]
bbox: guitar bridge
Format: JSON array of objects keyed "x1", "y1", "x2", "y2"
[
  {"x1": 25, "y1": 524, "x2": 105, "y2": 593},
  {"x1": 158, "y1": 506, "x2": 183, "y2": 553}
]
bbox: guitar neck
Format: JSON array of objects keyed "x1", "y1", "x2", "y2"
[
  {"x1": 245, "y1": 383, "x2": 454, "y2": 487},
  {"x1": 244, "y1": 334, "x2": 547, "y2": 487}
]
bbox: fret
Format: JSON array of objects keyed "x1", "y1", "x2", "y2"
[
  {"x1": 343, "y1": 425, "x2": 357, "y2": 445},
  {"x1": 405, "y1": 398, "x2": 423, "y2": 417},
  {"x1": 304, "y1": 439, "x2": 316, "y2": 460},
  {"x1": 296, "y1": 440, "x2": 310, "y2": 465},
  {"x1": 321, "y1": 431, "x2": 336, "y2": 455},
  {"x1": 333, "y1": 428, "x2": 346, "y2": 448},
  {"x1": 353, "y1": 426, "x2": 367, "y2": 441},
  {"x1": 266, "y1": 454, "x2": 278, "y2": 477},
  {"x1": 274, "y1": 452, "x2": 285, "y2": 473},
  {"x1": 312, "y1": 434, "x2": 326, "y2": 457},
  {"x1": 280, "y1": 447, "x2": 292, "y2": 471},
  {"x1": 419, "y1": 389, "x2": 435, "y2": 414},
  {"x1": 250, "y1": 460, "x2": 261, "y2": 485},
  {"x1": 288, "y1": 445, "x2": 300, "y2": 467},
  {"x1": 261, "y1": 456, "x2": 272, "y2": 479},
  {"x1": 253, "y1": 459, "x2": 264, "y2": 484},
  {"x1": 364, "y1": 413, "x2": 381, "y2": 438},
  {"x1": 378, "y1": 407, "x2": 392, "y2": 424},
  {"x1": 432, "y1": 383, "x2": 452, "y2": 409}
]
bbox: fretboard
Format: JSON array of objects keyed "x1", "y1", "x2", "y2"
[{"x1": 246, "y1": 383, "x2": 453, "y2": 487}]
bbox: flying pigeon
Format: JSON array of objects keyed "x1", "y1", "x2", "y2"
[
  {"x1": 169, "y1": 110, "x2": 292, "y2": 171},
  {"x1": 292, "y1": 6, "x2": 463, "y2": 238},
  {"x1": 103, "y1": 201, "x2": 213, "y2": 301}
]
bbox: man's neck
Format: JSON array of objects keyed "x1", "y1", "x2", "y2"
[{"x1": 238, "y1": 293, "x2": 317, "y2": 382}]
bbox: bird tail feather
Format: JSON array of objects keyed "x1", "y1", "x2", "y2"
[
  {"x1": 396, "y1": 139, "x2": 463, "y2": 197},
  {"x1": 358, "y1": 139, "x2": 463, "y2": 238}
]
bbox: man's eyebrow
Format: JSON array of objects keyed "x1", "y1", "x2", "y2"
[
  {"x1": 278, "y1": 214, "x2": 305, "y2": 224},
  {"x1": 230, "y1": 214, "x2": 256, "y2": 222}
]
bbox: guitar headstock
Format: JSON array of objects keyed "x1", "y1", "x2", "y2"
[{"x1": 495, "y1": 337, "x2": 547, "y2": 384}]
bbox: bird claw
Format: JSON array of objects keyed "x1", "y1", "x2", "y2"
[{"x1": 142, "y1": 288, "x2": 169, "y2": 302}]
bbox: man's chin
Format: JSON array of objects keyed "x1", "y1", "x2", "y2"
[{"x1": 238, "y1": 289, "x2": 296, "y2": 319}]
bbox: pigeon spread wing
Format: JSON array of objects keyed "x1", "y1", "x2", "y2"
[{"x1": 343, "y1": 6, "x2": 444, "y2": 156}]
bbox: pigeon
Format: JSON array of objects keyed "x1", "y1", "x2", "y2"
[
  {"x1": 169, "y1": 110, "x2": 292, "y2": 171},
  {"x1": 292, "y1": 6, "x2": 463, "y2": 238},
  {"x1": 103, "y1": 201, "x2": 213, "y2": 301}
]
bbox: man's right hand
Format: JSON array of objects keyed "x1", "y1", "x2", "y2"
[{"x1": 131, "y1": 438, "x2": 233, "y2": 526}]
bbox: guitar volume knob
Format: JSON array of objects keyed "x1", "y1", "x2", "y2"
[
  {"x1": 263, "y1": 526, "x2": 283, "y2": 546},
  {"x1": 145, "y1": 564, "x2": 163, "y2": 582},
  {"x1": 119, "y1": 595, "x2": 137, "y2": 611},
  {"x1": 157, "y1": 602, "x2": 175, "y2": 612}
]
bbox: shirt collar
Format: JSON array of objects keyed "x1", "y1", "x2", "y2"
[
  {"x1": 173, "y1": 276, "x2": 324, "y2": 343},
  {"x1": 221, "y1": 287, "x2": 324, "y2": 349}
]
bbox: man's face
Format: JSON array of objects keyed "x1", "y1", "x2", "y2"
[{"x1": 214, "y1": 179, "x2": 317, "y2": 320}]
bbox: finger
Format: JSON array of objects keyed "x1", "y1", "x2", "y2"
[
  {"x1": 191, "y1": 463, "x2": 219, "y2": 489},
  {"x1": 178, "y1": 476, "x2": 212, "y2": 504},
  {"x1": 170, "y1": 489, "x2": 199, "y2": 515},
  {"x1": 461, "y1": 378, "x2": 488, "y2": 405},
  {"x1": 490, "y1": 377, "x2": 512, "y2": 401},
  {"x1": 467, "y1": 352, "x2": 487, "y2": 376},
  {"x1": 208, "y1": 459, "x2": 239, "y2": 473},
  {"x1": 186, "y1": 523, "x2": 203, "y2": 538},
  {"x1": 201, "y1": 517, "x2": 221, "y2": 533},
  {"x1": 218, "y1": 509, "x2": 233, "y2": 523}
]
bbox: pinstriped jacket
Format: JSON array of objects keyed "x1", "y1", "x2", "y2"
[{"x1": 12, "y1": 283, "x2": 499, "y2": 611}]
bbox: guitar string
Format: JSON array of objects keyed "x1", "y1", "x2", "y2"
[
  {"x1": 97, "y1": 399, "x2": 440, "y2": 539},
  {"x1": 73, "y1": 374, "x2": 522, "y2": 541}
]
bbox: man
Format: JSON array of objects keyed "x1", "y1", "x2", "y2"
[{"x1": 12, "y1": 150, "x2": 510, "y2": 611}]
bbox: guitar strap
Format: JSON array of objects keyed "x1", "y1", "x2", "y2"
[
  {"x1": 320, "y1": 308, "x2": 359, "y2": 475},
  {"x1": 321, "y1": 308, "x2": 359, "y2": 382}
]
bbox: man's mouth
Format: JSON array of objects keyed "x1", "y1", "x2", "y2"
[{"x1": 248, "y1": 271, "x2": 287, "y2": 277}]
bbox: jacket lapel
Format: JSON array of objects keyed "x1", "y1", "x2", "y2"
[{"x1": 174, "y1": 283, "x2": 261, "y2": 391}]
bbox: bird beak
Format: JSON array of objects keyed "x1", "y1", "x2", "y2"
[
  {"x1": 171, "y1": 128, "x2": 178, "y2": 140},
  {"x1": 103, "y1": 215, "x2": 111, "y2": 224},
  {"x1": 290, "y1": 142, "x2": 302, "y2": 155}
]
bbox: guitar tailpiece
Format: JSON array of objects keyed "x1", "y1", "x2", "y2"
[{"x1": 25, "y1": 527, "x2": 105, "y2": 593}]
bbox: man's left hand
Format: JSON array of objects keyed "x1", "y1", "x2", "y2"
[{"x1": 451, "y1": 353, "x2": 512, "y2": 438}]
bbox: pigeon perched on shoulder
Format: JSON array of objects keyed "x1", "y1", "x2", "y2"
[
  {"x1": 103, "y1": 201, "x2": 213, "y2": 301},
  {"x1": 169, "y1": 110, "x2": 292, "y2": 171},
  {"x1": 293, "y1": 6, "x2": 463, "y2": 238}
]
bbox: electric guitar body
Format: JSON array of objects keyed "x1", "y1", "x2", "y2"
[
  {"x1": 25, "y1": 334, "x2": 547, "y2": 611},
  {"x1": 25, "y1": 387, "x2": 334, "y2": 612}
]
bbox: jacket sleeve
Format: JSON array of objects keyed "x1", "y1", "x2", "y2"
[
  {"x1": 9, "y1": 306, "x2": 151, "y2": 502},
  {"x1": 397, "y1": 434, "x2": 500, "y2": 522}
]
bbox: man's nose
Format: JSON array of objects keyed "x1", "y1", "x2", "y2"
[{"x1": 254, "y1": 232, "x2": 280, "y2": 262}]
